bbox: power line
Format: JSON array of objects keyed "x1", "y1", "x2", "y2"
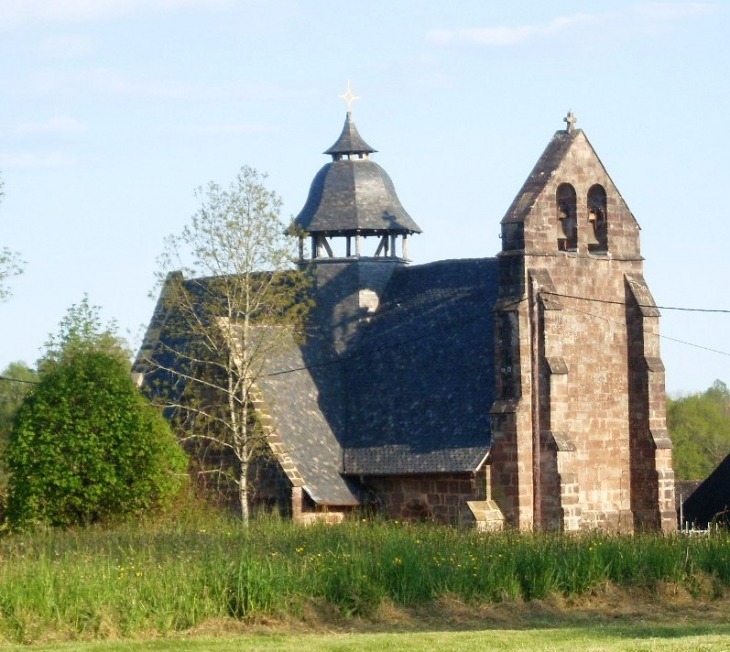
[
  {"x1": 660, "y1": 336, "x2": 730, "y2": 358},
  {"x1": 541, "y1": 291, "x2": 730, "y2": 357},
  {"x1": 5, "y1": 292, "x2": 727, "y2": 385},
  {"x1": 263, "y1": 291, "x2": 730, "y2": 379},
  {"x1": 0, "y1": 375, "x2": 38, "y2": 385},
  {"x1": 541, "y1": 290, "x2": 730, "y2": 314},
  {"x1": 265, "y1": 295, "x2": 527, "y2": 378}
]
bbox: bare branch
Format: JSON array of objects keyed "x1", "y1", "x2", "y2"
[{"x1": 140, "y1": 165, "x2": 311, "y2": 522}]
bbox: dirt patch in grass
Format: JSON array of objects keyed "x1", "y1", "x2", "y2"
[
  {"x1": 181, "y1": 585, "x2": 730, "y2": 640},
  {"x1": 11, "y1": 586, "x2": 730, "y2": 646},
  {"x1": 361, "y1": 587, "x2": 730, "y2": 633}
]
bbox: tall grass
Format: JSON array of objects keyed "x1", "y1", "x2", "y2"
[{"x1": 1, "y1": 514, "x2": 729, "y2": 643}]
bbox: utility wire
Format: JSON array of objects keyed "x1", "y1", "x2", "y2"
[
  {"x1": 541, "y1": 290, "x2": 730, "y2": 314},
  {"x1": 264, "y1": 291, "x2": 730, "y2": 378},
  {"x1": 0, "y1": 375, "x2": 38, "y2": 385},
  {"x1": 660, "y1": 336, "x2": 730, "y2": 358},
  {"x1": 3, "y1": 292, "x2": 728, "y2": 384},
  {"x1": 264, "y1": 295, "x2": 528, "y2": 378},
  {"x1": 541, "y1": 292, "x2": 730, "y2": 357}
]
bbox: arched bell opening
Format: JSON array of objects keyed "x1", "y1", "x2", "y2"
[
  {"x1": 587, "y1": 184, "x2": 608, "y2": 254},
  {"x1": 556, "y1": 183, "x2": 578, "y2": 252},
  {"x1": 292, "y1": 110, "x2": 421, "y2": 266}
]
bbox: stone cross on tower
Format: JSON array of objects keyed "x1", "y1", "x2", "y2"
[
  {"x1": 564, "y1": 110, "x2": 577, "y2": 132},
  {"x1": 339, "y1": 81, "x2": 360, "y2": 113}
]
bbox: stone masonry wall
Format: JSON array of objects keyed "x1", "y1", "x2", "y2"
[
  {"x1": 626, "y1": 275, "x2": 676, "y2": 532},
  {"x1": 538, "y1": 258, "x2": 637, "y2": 532},
  {"x1": 491, "y1": 129, "x2": 674, "y2": 532},
  {"x1": 366, "y1": 471, "x2": 488, "y2": 524}
]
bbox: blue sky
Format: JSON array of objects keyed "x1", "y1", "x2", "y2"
[{"x1": 0, "y1": 1, "x2": 728, "y2": 395}]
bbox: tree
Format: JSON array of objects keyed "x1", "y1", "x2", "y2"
[
  {"x1": 0, "y1": 248, "x2": 23, "y2": 301},
  {"x1": 141, "y1": 165, "x2": 310, "y2": 522},
  {"x1": 668, "y1": 380, "x2": 730, "y2": 480},
  {"x1": 5, "y1": 300, "x2": 187, "y2": 528},
  {"x1": 0, "y1": 362, "x2": 37, "y2": 436},
  {"x1": 0, "y1": 362, "x2": 38, "y2": 483},
  {"x1": 40, "y1": 293, "x2": 129, "y2": 369},
  {"x1": 0, "y1": 173, "x2": 25, "y2": 301}
]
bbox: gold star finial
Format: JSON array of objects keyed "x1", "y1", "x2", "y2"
[{"x1": 339, "y1": 81, "x2": 360, "y2": 113}]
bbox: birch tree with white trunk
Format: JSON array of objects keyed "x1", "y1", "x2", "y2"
[{"x1": 146, "y1": 166, "x2": 310, "y2": 522}]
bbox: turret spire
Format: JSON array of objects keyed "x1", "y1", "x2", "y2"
[
  {"x1": 324, "y1": 112, "x2": 377, "y2": 158},
  {"x1": 292, "y1": 96, "x2": 421, "y2": 262}
]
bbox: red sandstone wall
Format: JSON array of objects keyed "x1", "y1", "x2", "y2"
[
  {"x1": 365, "y1": 472, "x2": 487, "y2": 524},
  {"x1": 491, "y1": 130, "x2": 674, "y2": 532}
]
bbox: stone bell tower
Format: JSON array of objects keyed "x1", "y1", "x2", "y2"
[
  {"x1": 291, "y1": 90, "x2": 422, "y2": 354},
  {"x1": 489, "y1": 112, "x2": 676, "y2": 533}
]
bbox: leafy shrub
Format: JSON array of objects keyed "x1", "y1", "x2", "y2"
[{"x1": 6, "y1": 349, "x2": 187, "y2": 528}]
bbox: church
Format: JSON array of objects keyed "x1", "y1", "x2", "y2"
[{"x1": 136, "y1": 106, "x2": 676, "y2": 532}]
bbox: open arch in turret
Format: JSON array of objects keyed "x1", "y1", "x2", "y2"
[{"x1": 291, "y1": 111, "x2": 421, "y2": 264}]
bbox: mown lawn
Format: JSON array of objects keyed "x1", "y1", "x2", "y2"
[{"x1": 2, "y1": 624, "x2": 730, "y2": 652}]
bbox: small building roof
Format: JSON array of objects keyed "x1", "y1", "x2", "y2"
[{"x1": 682, "y1": 454, "x2": 730, "y2": 527}]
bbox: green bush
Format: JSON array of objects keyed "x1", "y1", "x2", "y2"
[{"x1": 5, "y1": 350, "x2": 187, "y2": 528}]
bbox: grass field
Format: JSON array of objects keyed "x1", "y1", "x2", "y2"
[{"x1": 2, "y1": 513, "x2": 730, "y2": 647}]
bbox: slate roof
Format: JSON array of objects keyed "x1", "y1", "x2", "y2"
[
  {"x1": 134, "y1": 274, "x2": 360, "y2": 506},
  {"x1": 341, "y1": 258, "x2": 498, "y2": 475},
  {"x1": 292, "y1": 113, "x2": 422, "y2": 236},
  {"x1": 256, "y1": 332, "x2": 361, "y2": 505},
  {"x1": 293, "y1": 159, "x2": 422, "y2": 235},
  {"x1": 148, "y1": 258, "x2": 499, "y2": 502},
  {"x1": 245, "y1": 258, "x2": 498, "y2": 500},
  {"x1": 324, "y1": 112, "x2": 377, "y2": 156}
]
